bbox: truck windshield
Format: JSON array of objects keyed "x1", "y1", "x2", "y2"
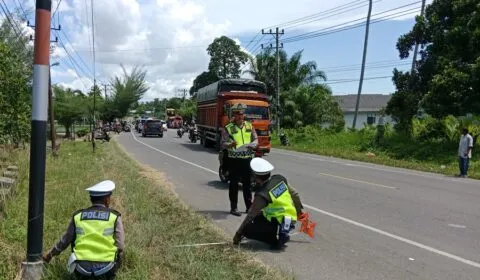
[{"x1": 244, "y1": 106, "x2": 269, "y2": 120}]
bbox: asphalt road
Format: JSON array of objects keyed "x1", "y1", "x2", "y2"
[{"x1": 117, "y1": 130, "x2": 480, "y2": 280}]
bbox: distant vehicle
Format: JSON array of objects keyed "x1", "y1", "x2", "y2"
[
  {"x1": 195, "y1": 78, "x2": 271, "y2": 154},
  {"x1": 142, "y1": 119, "x2": 164, "y2": 137}
]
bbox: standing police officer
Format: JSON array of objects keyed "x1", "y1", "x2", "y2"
[
  {"x1": 221, "y1": 103, "x2": 258, "y2": 216},
  {"x1": 42, "y1": 180, "x2": 124, "y2": 279},
  {"x1": 233, "y1": 158, "x2": 304, "y2": 249}
]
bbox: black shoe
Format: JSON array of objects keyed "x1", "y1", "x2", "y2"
[{"x1": 230, "y1": 209, "x2": 242, "y2": 216}]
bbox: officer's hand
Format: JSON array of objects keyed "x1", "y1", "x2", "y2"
[
  {"x1": 42, "y1": 252, "x2": 52, "y2": 263},
  {"x1": 229, "y1": 141, "x2": 237, "y2": 148},
  {"x1": 233, "y1": 233, "x2": 242, "y2": 245}
]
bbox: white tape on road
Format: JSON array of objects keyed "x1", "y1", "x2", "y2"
[
  {"x1": 129, "y1": 132, "x2": 480, "y2": 269},
  {"x1": 173, "y1": 242, "x2": 229, "y2": 248}
]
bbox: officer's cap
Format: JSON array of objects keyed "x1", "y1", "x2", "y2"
[
  {"x1": 250, "y1": 158, "x2": 274, "y2": 175},
  {"x1": 86, "y1": 180, "x2": 116, "y2": 197},
  {"x1": 231, "y1": 103, "x2": 247, "y2": 114}
]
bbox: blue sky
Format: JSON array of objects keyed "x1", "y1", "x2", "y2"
[{"x1": 6, "y1": 0, "x2": 426, "y2": 100}]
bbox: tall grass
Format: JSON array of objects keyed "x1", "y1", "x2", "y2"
[
  {"x1": 273, "y1": 125, "x2": 479, "y2": 179},
  {"x1": 0, "y1": 141, "x2": 291, "y2": 280}
]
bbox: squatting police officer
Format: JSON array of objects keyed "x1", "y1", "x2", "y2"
[
  {"x1": 43, "y1": 180, "x2": 124, "y2": 279},
  {"x1": 233, "y1": 158, "x2": 304, "y2": 249}
]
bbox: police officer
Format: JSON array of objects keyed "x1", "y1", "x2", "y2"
[
  {"x1": 233, "y1": 158, "x2": 304, "y2": 249},
  {"x1": 42, "y1": 180, "x2": 124, "y2": 279},
  {"x1": 221, "y1": 103, "x2": 258, "y2": 216}
]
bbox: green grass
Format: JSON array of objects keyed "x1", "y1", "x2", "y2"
[
  {"x1": 0, "y1": 140, "x2": 292, "y2": 280},
  {"x1": 272, "y1": 127, "x2": 479, "y2": 179}
]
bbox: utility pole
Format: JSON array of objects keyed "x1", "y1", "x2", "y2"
[
  {"x1": 352, "y1": 0, "x2": 373, "y2": 129},
  {"x1": 410, "y1": 0, "x2": 427, "y2": 73},
  {"x1": 102, "y1": 83, "x2": 108, "y2": 100},
  {"x1": 90, "y1": 0, "x2": 96, "y2": 152},
  {"x1": 22, "y1": 0, "x2": 51, "y2": 278},
  {"x1": 262, "y1": 27, "x2": 284, "y2": 135},
  {"x1": 177, "y1": 88, "x2": 187, "y2": 100},
  {"x1": 48, "y1": 62, "x2": 60, "y2": 157}
]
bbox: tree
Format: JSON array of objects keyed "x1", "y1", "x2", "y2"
[
  {"x1": 54, "y1": 86, "x2": 87, "y2": 138},
  {"x1": 280, "y1": 84, "x2": 343, "y2": 129},
  {"x1": 102, "y1": 65, "x2": 149, "y2": 121},
  {"x1": 189, "y1": 71, "x2": 219, "y2": 96},
  {"x1": 0, "y1": 13, "x2": 33, "y2": 145},
  {"x1": 245, "y1": 49, "x2": 327, "y2": 95},
  {"x1": 387, "y1": 0, "x2": 480, "y2": 131},
  {"x1": 207, "y1": 36, "x2": 248, "y2": 79}
]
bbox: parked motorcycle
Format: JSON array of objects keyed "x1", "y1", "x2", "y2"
[{"x1": 189, "y1": 126, "x2": 198, "y2": 143}]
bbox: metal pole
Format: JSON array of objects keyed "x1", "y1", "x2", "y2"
[
  {"x1": 352, "y1": 0, "x2": 373, "y2": 129},
  {"x1": 26, "y1": 0, "x2": 51, "y2": 262},
  {"x1": 276, "y1": 27, "x2": 280, "y2": 134},
  {"x1": 410, "y1": 0, "x2": 427, "y2": 73}
]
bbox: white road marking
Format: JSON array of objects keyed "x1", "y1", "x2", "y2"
[
  {"x1": 129, "y1": 132, "x2": 480, "y2": 269},
  {"x1": 448, "y1": 224, "x2": 467, "y2": 229},
  {"x1": 272, "y1": 149, "x2": 474, "y2": 184},
  {"x1": 315, "y1": 172, "x2": 397, "y2": 189}
]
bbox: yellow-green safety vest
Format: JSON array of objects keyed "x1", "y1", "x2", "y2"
[
  {"x1": 72, "y1": 207, "x2": 119, "y2": 262},
  {"x1": 225, "y1": 121, "x2": 254, "y2": 159},
  {"x1": 261, "y1": 177, "x2": 297, "y2": 224}
]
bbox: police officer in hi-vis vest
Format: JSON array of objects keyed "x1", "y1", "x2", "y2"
[
  {"x1": 42, "y1": 180, "x2": 124, "y2": 279},
  {"x1": 233, "y1": 158, "x2": 305, "y2": 249},
  {"x1": 221, "y1": 103, "x2": 258, "y2": 216}
]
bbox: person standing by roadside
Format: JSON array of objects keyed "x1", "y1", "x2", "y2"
[
  {"x1": 221, "y1": 103, "x2": 258, "y2": 216},
  {"x1": 458, "y1": 128, "x2": 473, "y2": 178}
]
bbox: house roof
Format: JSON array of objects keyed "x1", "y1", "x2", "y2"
[{"x1": 334, "y1": 94, "x2": 391, "y2": 112}]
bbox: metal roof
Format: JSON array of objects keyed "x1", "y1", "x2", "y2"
[{"x1": 334, "y1": 94, "x2": 392, "y2": 112}]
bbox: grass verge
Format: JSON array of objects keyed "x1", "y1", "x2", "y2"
[
  {"x1": 0, "y1": 140, "x2": 291, "y2": 280},
  {"x1": 272, "y1": 128, "x2": 479, "y2": 179}
]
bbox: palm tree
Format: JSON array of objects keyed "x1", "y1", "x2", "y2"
[{"x1": 244, "y1": 49, "x2": 327, "y2": 95}]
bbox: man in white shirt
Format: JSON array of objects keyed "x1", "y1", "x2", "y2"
[{"x1": 458, "y1": 128, "x2": 474, "y2": 178}]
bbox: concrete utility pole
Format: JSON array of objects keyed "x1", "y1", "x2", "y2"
[
  {"x1": 262, "y1": 27, "x2": 284, "y2": 135},
  {"x1": 90, "y1": 0, "x2": 96, "y2": 152},
  {"x1": 22, "y1": 0, "x2": 52, "y2": 278},
  {"x1": 48, "y1": 62, "x2": 59, "y2": 157},
  {"x1": 177, "y1": 88, "x2": 188, "y2": 100},
  {"x1": 102, "y1": 83, "x2": 108, "y2": 100},
  {"x1": 410, "y1": 0, "x2": 427, "y2": 73},
  {"x1": 352, "y1": 0, "x2": 373, "y2": 129}
]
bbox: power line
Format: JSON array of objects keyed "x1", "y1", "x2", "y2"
[
  {"x1": 14, "y1": 0, "x2": 28, "y2": 20},
  {"x1": 58, "y1": 29, "x2": 93, "y2": 76},
  {"x1": 283, "y1": 1, "x2": 422, "y2": 43},
  {"x1": 264, "y1": 0, "x2": 365, "y2": 30},
  {"x1": 325, "y1": 75, "x2": 393, "y2": 84},
  {"x1": 52, "y1": 0, "x2": 62, "y2": 19},
  {"x1": 281, "y1": 0, "x2": 380, "y2": 30}
]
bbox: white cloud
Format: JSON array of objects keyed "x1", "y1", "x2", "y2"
[{"x1": 49, "y1": 0, "x2": 426, "y2": 100}]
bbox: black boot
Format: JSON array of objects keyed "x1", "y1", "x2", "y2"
[{"x1": 230, "y1": 209, "x2": 241, "y2": 216}]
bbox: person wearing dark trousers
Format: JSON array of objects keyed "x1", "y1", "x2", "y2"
[
  {"x1": 458, "y1": 128, "x2": 474, "y2": 178},
  {"x1": 233, "y1": 158, "x2": 305, "y2": 249},
  {"x1": 221, "y1": 103, "x2": 258, "y2": 216}
]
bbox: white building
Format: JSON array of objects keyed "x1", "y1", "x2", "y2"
[{"x1": 334, "y1": 94, "x2": 393, "y2": 128}]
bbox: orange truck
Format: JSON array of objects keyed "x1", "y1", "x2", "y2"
[{"x1": 196, "y1": 78, "x2": 271, "y2": 154}]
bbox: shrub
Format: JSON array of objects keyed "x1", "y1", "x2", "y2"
[{"x1": 76, "y1": 128, "x2": 89, "y2": 138}]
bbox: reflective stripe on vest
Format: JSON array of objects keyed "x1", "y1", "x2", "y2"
[
  {"x1": 73, "y1": 209, "x2": 118, "y2": 262},
  {"x1": 226, "y1": 121, "x2": 254, "y2": 159},
  {"x1": 263, "y1": 181, "x2": 297, "y2": 224}
]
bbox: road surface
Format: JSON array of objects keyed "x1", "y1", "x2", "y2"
[{"x1": 117, "y1": 130, "x2": 480, "y2": 280}]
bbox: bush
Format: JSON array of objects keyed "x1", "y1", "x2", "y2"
[{"x1": 76, "y1": 128, "x2": 89, "y2": 137}]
